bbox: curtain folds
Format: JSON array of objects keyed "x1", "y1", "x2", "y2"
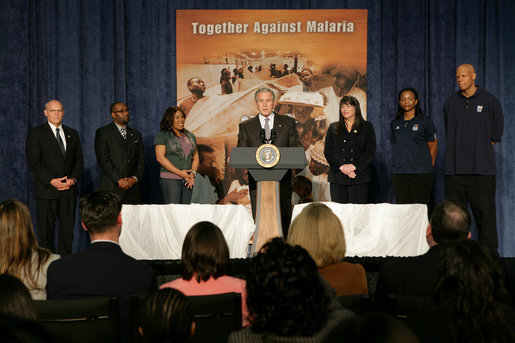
[{"x1": 1, "y1": 0, "x2": 514, "y2": 255}]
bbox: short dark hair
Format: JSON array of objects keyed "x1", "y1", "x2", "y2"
[
  {"x1": 246, "y1": 238, "x2": 330, "y2": 336},
  {"x1": 109, "y1": 101, "x2": 125, "y2": 113},
  {"x1": 140, "y1": 289, "x2": 194, "y2": 343},
  {"x1": 430, "y1": 200, "x2": 470, "y2": 244},
  {"x1": 181, "y1": 221, "x2": 229, "y2": 282},
  {"x1": 160, "y1": 106, "x2": 185, "y2": 134},
  {"x1": 79, "y1": 191, "x2": 122, "y2": 234}
]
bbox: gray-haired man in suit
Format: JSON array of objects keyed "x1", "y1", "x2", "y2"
[
  {"x1": 26, "y1": 99, "x2": 83, "y2": 255},
  {"x1": 237, "y1": 87, "x2": 301, "y2": 235}
]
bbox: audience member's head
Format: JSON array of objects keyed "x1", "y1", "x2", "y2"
[
  {"x1": 0, "y1": 273, "x2": 37, "y2": 320},
  {"x1": 139, "y1": 288, "x2": 194, "y2": 343},
  {"x1": 288, "y1": 203, "x2": 345, "y2": 268},
  {"x1": 79, "y1": 191, "x2": 122, "y2": 239},
  {"x1": 431, "y1": 240, "x2": 513, "y2": 342},
  {"x1": 181, "y1": 221, "x2": 229, "y2": 283},
  {"x1": 428, "y1": 199, "x2": 470, "y2": 246},
  {"x1": 324, "y1": 312, "x2": 420, "y2": 343},
  {"x1": 0, "y1": 199, "x2": 52, "y2": 290},
  {"x1": 246, "y1": 238, "x2": 330, "y2": 336}
]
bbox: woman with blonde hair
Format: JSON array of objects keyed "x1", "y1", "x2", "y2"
[
  {"x1": 0, "y1": 199, "x2": 60, "y2": 299},
  {"x1": 287, "y1": 202, "x2": 367, "y2": 295}
]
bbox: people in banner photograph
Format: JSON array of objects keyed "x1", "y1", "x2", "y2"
[
  {"x1": 154, "y1": 106, "x2": 199, "y2": 204},
  {"x1": 391, "y1": 88, "x2": 437, "y2": 207},
  {"x1": 320, "y1": 65, "x2": 367, "y2": 124},
  {"x1": 324, "y1": 95, "x2": 376, "y2": 204},
  {"x1": 178, "y1": 77, "x2": 207, "y2": 117},
  {"x1": 220, "y1": 68, "x2": 233, "y2": 95}
]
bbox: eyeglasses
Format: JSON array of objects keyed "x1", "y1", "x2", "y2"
[{"x1": 113, "y1": 108, "x2": 131, "y2": 114}]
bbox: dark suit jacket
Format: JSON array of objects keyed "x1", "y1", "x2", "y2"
[
  {"x1": 375, "y1": 245, "x2": 443, "y2": 305},
  {"x1": 237, "y1": 114, "x2": 301, "y2": 194},
  {"x1": 46, "y1": 241, "x2": 157, "y2": 340},
  {"x1": 94, "y1": 123, "x2": 145, "y2": 202},
  {"x1": 46, "y1": 241, "x2": 156, "y2": 299},
  {"x1": 25, "y1": 123, "x2": 83, "y2": 199},
  {"x1": 324, "y1": 121, "x2": 376, "y2": 185}
]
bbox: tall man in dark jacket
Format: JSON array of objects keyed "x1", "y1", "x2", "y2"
[
  {"x1": 26, "y1": 99, "x2": 83, "y2": 255},
  {"x1": 237, "y1": 87, "x2": 301, "y2": 234},
  {"x1": 95, "y1": 102, "x2": 145, "y2": 204}
]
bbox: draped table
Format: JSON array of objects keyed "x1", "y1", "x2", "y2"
[
  {"x1": 291, "y1": 202, "x2": 430, "y2": 257},
  {"x1": 119, "y1": 204, "x2": 255, "y2": 259},
  {"x1": 119, "y1": 202, "x2": 429, "y2": 260}
]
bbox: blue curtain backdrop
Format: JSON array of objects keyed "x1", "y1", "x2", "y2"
[{"x1": 1, "y1": 0, "x2": 514, "y2": 256}]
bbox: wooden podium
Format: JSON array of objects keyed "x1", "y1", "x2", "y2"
[{"x1": 230, "y1": 146, "x2": 306, "y2": 254}]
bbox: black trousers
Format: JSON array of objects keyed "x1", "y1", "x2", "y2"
[
  {"x1": 35, "y1": 197, "x2": 76, "y2": 256},
  {"x1": 329, "y1": 183, "x2": 369, "y2": 204},
  {"x1": 392, "y1": 173, "x2": 434, "y2": 206},
  {"x1": 445, "y1": 175, "x2": 498, "y2": 251}
]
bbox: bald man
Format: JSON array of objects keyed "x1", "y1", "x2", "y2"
[
  {"x1": 26, "y1": 100, "x2": 83, "y2": 255},
  {"x1": 443, "y1": 64, "x2": 504, "y2": 251}
]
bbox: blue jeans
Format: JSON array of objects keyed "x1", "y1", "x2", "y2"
[{"x1": 160, "y1": 178, "x2": 192, "y2": 204}]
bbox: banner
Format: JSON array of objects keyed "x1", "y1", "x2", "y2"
[{"x1": 176, "y1": 9, "x2": 368, "y2": 211}]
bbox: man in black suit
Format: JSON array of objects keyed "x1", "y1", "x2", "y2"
[
  {"x1": 46, "y1": 190, "x2": 156, "y2": 340},
  {"x1": 237, "y1": 87, "x2": 301, "y2": 234},
  {"x1": 95, "y1": 102, "x2": 145, "y2": 204},
  {"x1": 375, "y1": 200, "x2": 471, "y2": 304},
  {"x1": 25, "y1": 99, "x2": 83, "y2": 255}
]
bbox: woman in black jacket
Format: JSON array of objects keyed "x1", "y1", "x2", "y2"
[{"x1": 324, "y1": 95, "x2": 376, "y2": 203}]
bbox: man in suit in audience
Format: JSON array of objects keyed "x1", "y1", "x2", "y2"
[
  {"x1": 237, "y1": 87, "x2": 301, "y2": 234},
  {"x1": 375, "y1": 200, "x2": 471, "y2": 304},
  {"x1": 25, "y1": 99, "x2": 83, "y2": 256},
  {"x1": 46, "y1": 190, "x2": 156, "y2": 340},
  {"x1": 95, "y1": 102, "x2": 145, "y2": 204}
]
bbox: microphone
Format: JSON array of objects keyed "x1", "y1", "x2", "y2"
[
  {"x1": 270, "y1": 129, "x2": 277, "y2": 144},
  {"x1": 259, "y1": 129, "x2": 266, "y2": 144}
]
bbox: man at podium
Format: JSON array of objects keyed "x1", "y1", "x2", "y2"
[{"x1": 237, "y1": 87, "x2": 301, "y2": 235}]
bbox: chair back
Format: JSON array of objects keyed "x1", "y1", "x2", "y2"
[
  {"x1": 386, "y1": 294, "x2": 430, "y2": 319},
  {"x1": 338, "y1": 294, "x2": 372, "y2": 315},
  {"x1": 188, "y1": 292, "x2": 242, "y2": 343},
  {"x1": 35, "y1": 297, "x2": 119, "y2": 343}
]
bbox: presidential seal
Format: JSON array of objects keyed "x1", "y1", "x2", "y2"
[{"x1": 256, "y1": 144, "x2": 280, "y2": 168}]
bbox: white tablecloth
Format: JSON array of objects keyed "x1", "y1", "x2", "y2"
[
  {"x1": 119, "y1": 204, "x2": 255, "y2": 260},
  {"x1": 291, "y1": 202, "x2": 430, "y2": 257}
]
